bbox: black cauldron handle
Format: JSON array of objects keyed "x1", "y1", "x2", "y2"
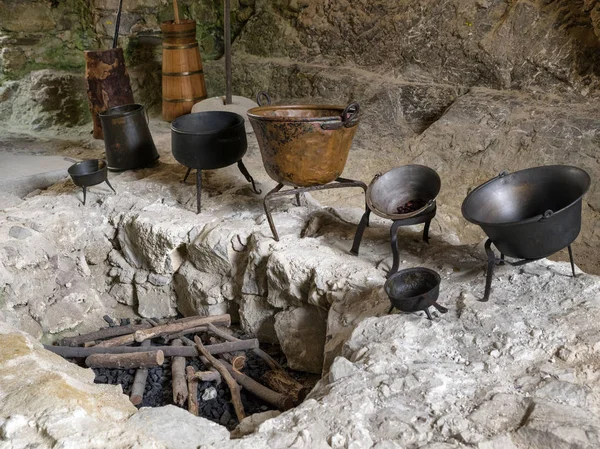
[
  {"x1": 256, "y1": 91, "x2": 271, "y2": 107},
  {"x1": 540, "y1": 209, "x2": 554, "y2": 221}
]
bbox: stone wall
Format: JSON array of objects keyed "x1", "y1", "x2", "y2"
[{"x1": 2, "y1": 0, "x2": 600, "y2": 126}]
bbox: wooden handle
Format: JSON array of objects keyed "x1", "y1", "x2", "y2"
[{"x1": 173, "y1": 0, "x2": 180, "y2": 24}]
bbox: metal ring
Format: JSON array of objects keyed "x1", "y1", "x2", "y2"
[
  {"x1": 342, "y1": 102, "x2": 360, "y2": 128},
  {"x1": 161, "y1": 69, "x2": 204, "y2": 76},
  {"x1": 163, "y1": 42, "x2": 199, "y2": 50},
  {"x1": 256, "y1": 91, "x2": 271, "y2": 106},
  {"x1": 162, "y1": 95, "x2": 207, "y2": 103}
]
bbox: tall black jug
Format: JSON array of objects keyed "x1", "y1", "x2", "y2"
[{"x1": 99, "y1": 104, "x2": 159, "y2": 171}]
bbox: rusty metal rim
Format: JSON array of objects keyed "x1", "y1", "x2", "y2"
[{"x1": 247, "y1": 104, "x2": 349, "y2": 123}]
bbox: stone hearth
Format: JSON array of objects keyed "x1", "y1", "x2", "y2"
[{"x1": 2, "y1": 119, "x2": 600, "y2": 447}]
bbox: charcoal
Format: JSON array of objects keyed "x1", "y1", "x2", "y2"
[{"x1": 396, "y1": 198, "x2": 427, "y2": 214}]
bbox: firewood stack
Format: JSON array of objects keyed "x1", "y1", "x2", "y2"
[{"x1": 45, "y1": 314, "x2": 306, "y2": 421}]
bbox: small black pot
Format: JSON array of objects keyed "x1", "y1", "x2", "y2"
[
  {"x1": 171, "y1": 111, "x2": 247, "y2": 170},
  {"x1": 384, "y1": 267, "x2": 447, "y2": 320},
  {"x1": 67, "y1": 159, "x2": 116, "y2": 205}
]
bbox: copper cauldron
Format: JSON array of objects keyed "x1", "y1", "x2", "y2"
[{"x1": 247, "y1": 92, "x2": 360, "y2": 187}]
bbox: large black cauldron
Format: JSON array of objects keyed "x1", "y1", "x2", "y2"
[
  {"x1": 171, "y1": 111, "x2": 260, "y2": 213},
  {"x1": 462, "y1": 165, "x2": 590, "y2": 301}
]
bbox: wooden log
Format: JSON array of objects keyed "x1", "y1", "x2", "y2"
[
  {"x1": 130, "y1": 340, "x2": 151, "y2": 406},
  {"x1": 94, "y1": 333, "x2": 136, "y2": 348},
  {"x1": 186, "y1": 366, "x2": 199, "y2": 416},
  {"x1": 262, "y1": 370, "x2": 307, "y2": 406},
  {"x1": 220, "y1": 359, "x2": 294, "y2": 411},
  {"x1": 84, "y1": 48, "x2": 135, "y2": 139},
  {"x1": 60, "y1": 322, "x2": 152, "y2": 347},
  {"x1": 207, "y1": 323, "x2": 305, "y2": 397},
  {"x1": 190, "y1": 370, "x2": 221, "y2": 384},
  {"x1": 171, "y1": 339, "x2": 188, "y2": 406},
  {"x1": 194, "y1": 336, "x2": 245, "y2": 422},
  {"x1": 134, "y1": 314, "x2": 231, "y2": 343},
  {"x1": 163, "y1": 325, "x2": 208, "y2": 342},
  {"x1": 208, "y1": 324, "x2": 286, "y2": 371},
  {"x1": 44, "y1": 339, "x2": 258, "y2": 358},
  {"x1": 85, "y1": 350, "x2": 164, "y2": 369}
]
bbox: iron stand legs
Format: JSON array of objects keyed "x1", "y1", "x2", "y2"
[
  {"x1": 80, "y1": 179, "x2": 117, "y2": 205},
  {"x1": 237, "y1": 161, "x2": 261, "y2": 194},
  {"x1": 388, "y1": 302, "x2": 448, "y2": 320},
  {"x1": 182, "y1": 160, "x2": 261, "y2": 214},
  {"x1": 351, "y1": 206, "x2": 436, "y2": 277},
  {"x1": 482, "y1": 239, "x2": 577, "y2": 302},
  {"x1": 263, "y1": 177, "x2": 369, "y2": 241}
]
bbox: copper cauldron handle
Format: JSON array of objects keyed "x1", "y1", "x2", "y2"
[
  {"x1": 321, "y1": 102, "x2": 360, "y2": 130},
  {"x1": 256, "y1": 91, "x2": 271, "y2": 106}
]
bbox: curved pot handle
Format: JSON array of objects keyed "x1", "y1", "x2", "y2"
[
  {"x1": 321, "y1": 101, "x2": 361, "y2": 130},
  {"x1": 540, "y1": 209, "x2": 554, "y2": 221},
  {"x1": 342, "y1": 102, "x2": 360, "y2": 128},
  {"x1": 256, "y1": 91, "x2": 271, "y2": 107}
]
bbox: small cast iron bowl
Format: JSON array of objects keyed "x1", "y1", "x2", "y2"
[
  {"x1": 384, "y1": 267, "x2": 447, "y2": 318},
  {"x1": 367, "y1": 165, "x2": 441, "y2": 220},
  {"x1": 68, "y1": 159, "x2": 109, "y2": 187}
]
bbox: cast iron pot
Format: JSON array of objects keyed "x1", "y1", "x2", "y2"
[
  {"x1": 367, "y1": 164, "x2": 441, "y2": 220},
  {"x1": 99, "y1": 103, "x2": 159, "y2": 171},
  {"x1": 171, "y1": 111, "x2": 247, "y2": 170},
  {"x1": 461, "y1": 165, "x2": 591, "y2": 260},
  {"x1": 67, "y1": 159, "x2": 116, "y2": 205},
  {"x1": 384, "y1": 267, "x2": 447, "y2": 320}
]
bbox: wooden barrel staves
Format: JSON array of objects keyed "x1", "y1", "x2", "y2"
[
  {"x1": 161, "y1": 19, "x2": 207, "y2": 122},
  {"x1": 84, "y1": 48, "x2": 135, "y2": 140}
]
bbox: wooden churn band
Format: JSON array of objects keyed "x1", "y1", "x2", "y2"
[
  {"x1": 84, "y1": 48, "x2": 135, "y2": 140},
  {"x1": 160, "y1": 19, "x2": 207, "y2": 122}
]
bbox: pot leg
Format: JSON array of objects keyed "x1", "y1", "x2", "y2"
[
  {"x1": 183, "y1": 167, "x2": 192, "y2": 183},
  {"x1": 293, "y1": 187, "x2": 301, "y2": 207},
  {"x1": 196, "y1": 170, "x2": 202, "y2": 214},
  {"x1": 82, "y1": 186, "x2": 87, "y2": 205},
  {"x1": 388, "y1": 220, "x2": 402, "y2": 277},
  {"x1": 263, "y1": 183, "x2": 284, "y2": 241},
  {"x1": 388, "y1": 305, "x2": 394, "y2": 314},
  {"x1": 482, "y1": 239, "x2": 495, "y2": 302},
  {"x1": 499, "y1": 253, "x2": 505, "y2": 265},
  {"x1": 423, "y1": 219, "x2": 431, "y2": 243},
  {"x1": 104, "y1": 178, "x2": 117, "y2": 194},
  {"x1": 432, "y1": 302, "x2": 448, "y2": 314},
  {"x1": 568, "y1": 244, "x2": 576, "y2": 277},
  {"x1": 237, "y1": 161, "x2": 261, "y2": 194},
  {"x1": 350, "y1": 209, "x2": 371, "y2": 256},
  {"x1": 424, "y1": 308, "x2": 433, "y2": 320}
]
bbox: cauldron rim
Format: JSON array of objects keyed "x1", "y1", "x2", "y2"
[
  {"x1": 462, "y1": 165, "x2": 591, "y2": 227},
  {"x1": 367, "y1": 164, "x2": 441, "y2": 220},
  {"x1": 247, "y1": 104, "x2": 350, "y2": 124},
  {"x1": 68, "y1": 159, "x2": 107, "y2": 177},
  {"x1": 98, "y1": 103, "x2": 144, "y2": 119},
  {"x1": 384, "y1": 267, "x2": 441, "y2": 301},
  {"x1": 171, "y1": 111, "x2": 244, "y2": 136}
]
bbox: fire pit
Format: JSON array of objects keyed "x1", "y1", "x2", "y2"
[
  {"x1": 384, "y1": 267, "x2": 447, "y2": 320},
  {"x1": 247, "y1": 92, "x2": 368, "y2": 241},
  {"x1": 351, "y1": 165, "x2": 441, "y2": 276},
  {"x1": 171, "y1": 111, "x2": 260, "y2": 213},
  {"x1": 462, "y1": 165, "x2": 591, "y2": 301}
]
